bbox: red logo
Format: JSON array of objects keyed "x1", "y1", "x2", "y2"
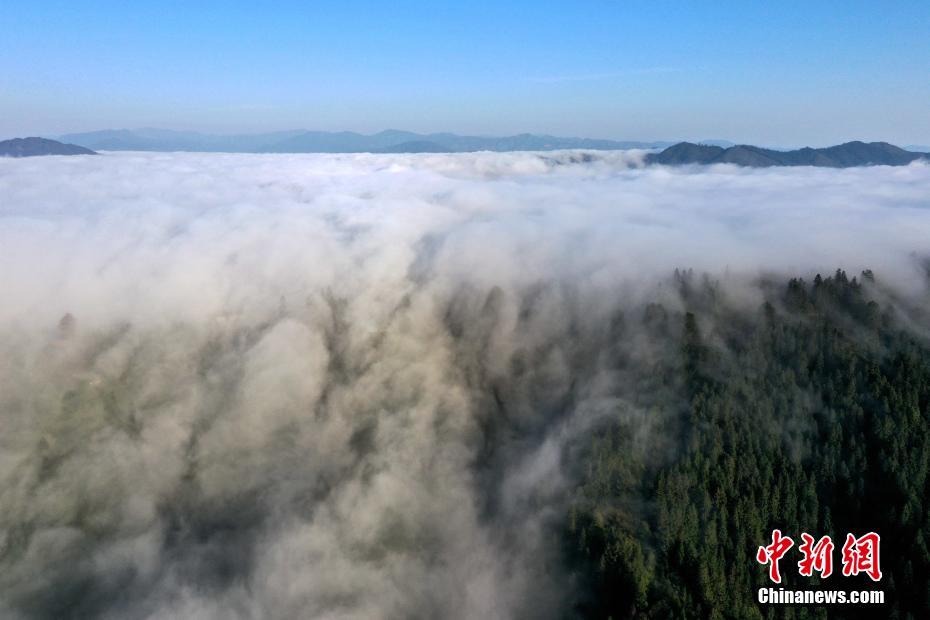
[
  {"x1": 841, "y1": 532, "x2": 882, "y2": 582},
  {"x1": 756, "y1": 529, "x2": 794, "y2": 583},
  {"x1": 798, "y1": 533, "x2": 834, "y2": 578},
  {"x1": 757, "y1": 530, "x2": 881, "y2": 583}
]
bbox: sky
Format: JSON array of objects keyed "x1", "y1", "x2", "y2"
[{"x1": 2, "y1": 0, "x2": 929, "y2": 146}]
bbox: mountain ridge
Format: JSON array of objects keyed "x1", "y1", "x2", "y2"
[
  {"x1": 14, "y1": 132, "x2": 928, "y2": 166},
  {"x1": 647, "y1": 141, "x2": 929, "y2": 168},
  {"x1": 58, "y1": 128, "x2": 674, "y2": 153},
  {"x1": 0, "y1": 137, "x2": 97, "y2": 157}
]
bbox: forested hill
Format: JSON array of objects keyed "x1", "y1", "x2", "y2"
[
  {"x1": 647, "y1": 141, "x2": 929, "y2": 167},
  {"x1": 566, "y1": 269, "x2": 930, "y2": 618},
  {"x1": 0, "y1": 137, "x2": 97, "y2": 157}
]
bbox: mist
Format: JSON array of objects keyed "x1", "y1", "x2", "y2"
[{"x1": 1, "y1": 151, "x2": 929, "y2": 619}]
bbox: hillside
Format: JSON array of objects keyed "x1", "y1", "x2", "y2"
[
  {"x1": 0, "y1": 137, "x2": 96, "y2": 157},
  {"x1": 569, "y1": 269, "x2": 929, "y2": 618},
  {"x1": 647, "y1": 141, "x2": 929, "y2": 167}
]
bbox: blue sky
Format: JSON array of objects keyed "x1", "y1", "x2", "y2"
[{"x1": 2, "y1": 1, "x2": 929, "y2": 146}]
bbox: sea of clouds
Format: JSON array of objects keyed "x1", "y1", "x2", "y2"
[{"x1": 0, "y1": 151, "x2": 928, "y2": 619}]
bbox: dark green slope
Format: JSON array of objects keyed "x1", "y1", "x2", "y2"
[
  {"x1": 647, "y1": 141, "x2": 929, "y2": 167},
  {"x1": 567, "y1": 270, "x2": 930, "y2": 619}
]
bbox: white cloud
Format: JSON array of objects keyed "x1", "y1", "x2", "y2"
[
  {"x1": 0, "y1": 151, "x2": 928, "y2": 619},
  {"x1": 2, "y1": 151, "x2": 928, "y2": 329}
]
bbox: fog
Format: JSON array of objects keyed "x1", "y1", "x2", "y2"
[{"x1": 1, "y1": 151, "x2": 928, "y2": 619}]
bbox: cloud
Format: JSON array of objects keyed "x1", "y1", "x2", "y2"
[
  {"x1": 2, "y1": 151, "x2": 928, "y2": 328},
  {"x1": 0, "y1": 151, "x2": 928, "y2": 619}
]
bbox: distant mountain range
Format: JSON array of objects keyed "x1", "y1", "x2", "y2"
[
  {"x1": 5, "y1": 133, "x2": 928, "y2": 167},
  {"x1": 57, "y1": 128, "x2": 306, "y2": 153},
  {"x1": 647, "y1": 141, "x2": 929, "y2": 168},
  {"x1": 56, "y1": 128, "x2": 673, "y2": 153},
  {"x1": 0, "y1": 137, "x2": 97, "y2": 157}
]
